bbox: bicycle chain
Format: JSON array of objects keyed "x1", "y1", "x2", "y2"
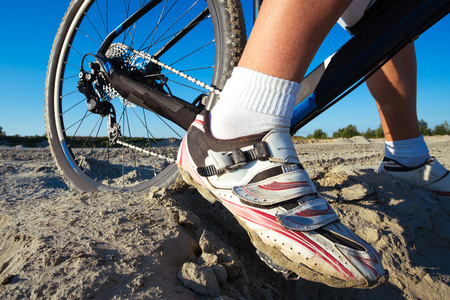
[
  {"x1": 101, "y1": 43, "x2": 217, "y2": 163},
  {"x1": 107, "y1": 108, "x2": 176, "y2": 163},
  {"x1": 116, "y1": 140, "x2": 176, "y2": 163},
  {"x1": 108, "y1": 43, "x2": 221, "y2": 95}
]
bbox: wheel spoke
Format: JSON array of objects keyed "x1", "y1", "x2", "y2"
[
  {"x1": 61, "y1": 89, "x2": 81, "y2": 99},
  {"x1": 138, "y1": 0, "x2": 177, "y2": 52},
  {"x1": 151, "y1": 0, "x2": 200, "y2": 48},
  {"x1": 63, "y1": 74, "x2": 81, "y2": 81},
  {"x1": 154, "y1": 112, "x2": 183, "y2": 139},
  {"x1": 124, "y1": 108, "x2": 142, "y2": 184},
  {"x1": 144, "y1": 65, "x2": 214, "y2": 78},
  {"x1": 62, "y1": 98, "x2": 87, "y2": 115},
  {"x1": 79, "y1": 115, "x2": 103, "y2": 153},
  {"x1": 47, "y1": 0, "x2": 237, "y2": 191},
  {"x1": 164, "y1": 78, "x2": 208, "y2": 93},
  {"x1": 142, "y1": 108, "x2": 158, "y2": 176},
  {"x1": 65, "y1": 110, "x2": 91, "y2": 136},
  {"x1": 149, "y1": 8, "x2": 210, "y2": 59},
  {"x1": 169, "y1": 40, "x2": 213, "y2": 66},
  {"x1": 95, "y1": 1, "x2": 108, "y2": 35},
  {"x1": 76, "y1": 28, "x2": 103, "y2": 46}
]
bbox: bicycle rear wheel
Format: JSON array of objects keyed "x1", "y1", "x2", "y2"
[{"x1": 45, "y1": 0, "x2": 246, "y2": 192}]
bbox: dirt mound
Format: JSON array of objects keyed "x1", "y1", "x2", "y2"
[{"x1": 1, "y1": 138, "x2": 449, "y2": 299}]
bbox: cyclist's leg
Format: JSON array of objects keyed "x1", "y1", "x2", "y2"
[
  {"x1": 366, "y1": 44, "x2": 422, "y2": 142},
  {"x1": 238, "y1": 0, "x2": 352, "y2": 81},
  {"x1": 178, "y1": 0, "x2": 387, "y2": 287},
  {"x1": 366, "y1": 43, "x2": 449, "y2": 195},
  {"x1": 210, "y1": 0, "x2": 353, "y2": 139},
  {"x1": 366, "y1": 44, "x2": 431, "y2": 167},
  {"x1": 339, "y1": 3, "x2": 429, "y2": 166}
]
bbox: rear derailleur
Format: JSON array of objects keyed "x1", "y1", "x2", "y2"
[{"x1": 77, "y1": 62, "x2": 121, "y2": 146}]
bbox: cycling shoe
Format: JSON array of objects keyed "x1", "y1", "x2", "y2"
[
  {"x1": 379, "y1": 157, "x2": 450, "y2": 197},
  {"x1": 177, "y1": 111, "x2": 387, "y2": 288}
]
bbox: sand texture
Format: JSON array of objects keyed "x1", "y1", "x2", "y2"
[{"x1": 0, "y1": 136, "x2": 449, "y2": 299}]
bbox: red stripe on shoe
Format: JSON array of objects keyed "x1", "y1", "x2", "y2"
[
  {"x1": 258, "y1": 181, "x2": 310, "y2": 191},
  {"x1": 178, "y1": 139, "x2": 185, "y2": 166},
  {"x1": 350, "y1": 254, "x2": 378, "y2": 278},
  {"x1": 218, "y1": 195, "x2": 356, "y2": 280},
  {"x1": 295, "y1": 202, "x2": 335, "y2": 217}
]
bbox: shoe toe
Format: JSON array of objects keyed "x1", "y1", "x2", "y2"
[
  {"x1": 334, "y1": 242, "x2": 386, "y2": 285},
  {"x1": 421, "y1": 168, "x2": 450, "y2": 196},
  {"x1": 316, "y1": 223, "x2": 386, "y2": 286}
]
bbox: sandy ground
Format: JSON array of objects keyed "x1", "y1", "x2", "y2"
[{"x1": 0, "y1": 136, "x2": 449, "y2": 299}]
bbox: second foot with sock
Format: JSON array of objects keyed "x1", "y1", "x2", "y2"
[
  {"x1": 379, "y1": 157, "x2": 450, "y2": 197},
  {"x1": 381, "y1": 136, "x2": 449, "y2": 197}
]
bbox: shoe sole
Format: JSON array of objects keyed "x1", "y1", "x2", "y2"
[{"x1": 178, "y1": 165, "x2": 388, "y2": 289}]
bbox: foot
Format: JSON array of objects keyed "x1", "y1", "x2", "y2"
[
  {"x1": 177, "y1": 112, "x2": 387, "y2": 288},
  {"x1": 379, "y1": 157, "x2": 450, "y2": 197}
]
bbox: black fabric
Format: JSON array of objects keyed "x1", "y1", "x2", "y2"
[
  {"x1": 382, "y1": 157, "x2": 430, "y2": 172},
  {"x1": 315, "y1": 228, "x2": 366, "y2": 251},
  {"x1": 346, "y1": 0, "x2": 393, "y2": 35},
  {"x1": 187, "y1": 111, "x2": 267, "y2": 168},
  {"x1": 248, "y1": 166, "x2": 284, "y2": 184}
]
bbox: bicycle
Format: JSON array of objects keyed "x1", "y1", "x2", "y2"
[{"x1": 44, "y1": 0, "x2": 450, "y2": 193}]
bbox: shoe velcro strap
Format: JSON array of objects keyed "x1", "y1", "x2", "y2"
[
  {"x1": 276, "y1": 197, "x2": 339, "y2": 232},
  {"x1": 233, "y1": 168, "x2": 316, "y2": 207},
  {"x1": 197, "y1": 142, "x2": 270, "y2": 177}
]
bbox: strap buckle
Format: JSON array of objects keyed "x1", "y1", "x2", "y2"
[{"x1": 198, "y1": 142, "x2": 270, "y2": 177}]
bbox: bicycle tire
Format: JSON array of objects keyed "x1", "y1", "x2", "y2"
[{"x1": 45, "y1": 0, "x2": 246, "y2": 192}]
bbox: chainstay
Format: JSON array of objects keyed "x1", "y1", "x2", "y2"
[{"x1": 104, "y1": 43, "x2": 220, "y2": 162}]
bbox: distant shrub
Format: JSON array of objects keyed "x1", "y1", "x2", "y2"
[
  {"x1": 310, "y1": 129, "x2": 327, "y2": 139},
  {"x1": 332, "y1": 124, "x2": 360, "y2": 139},
  {"x1": 363, "y1": 128, "x2": 376, "y2": 139},
  {"x1": 432, "y1": 121, "x2": 450, "y2": 136},
  {"x1": 419, "y1": 119, "x2": 431, "y2": 136},
  {"x1": 363, "y1": 124, "x2": 384, "y2": 139},
  {"x1": 0, "y1": 135, "x2": 47, "y2": 147}
]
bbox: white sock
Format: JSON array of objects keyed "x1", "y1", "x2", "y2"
[
  {"x1": 385, "y1": 135, "x2": 430, "y2": 167},
  {"x1": 210, "y1": 67, "x2": 301, "y2": 139}
]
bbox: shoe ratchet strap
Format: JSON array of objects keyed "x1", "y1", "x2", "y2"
[
  {"x1": 197, "y1": 142, "x2": 270, "y2": 177},
  {"x1": 276, "y1": 198, "x2": 339, "y2": 231}
]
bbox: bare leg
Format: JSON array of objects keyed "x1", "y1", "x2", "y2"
[
  {"x1": 211, "y1": 0, "x2": 353, "y2": 139},
  {"x1": 239, "y1": 0, "x2": 353, "y2": 82},
  {"x1": 373, "y1": 49, "x2": 449, "y2": 194},
  {"x1": 366, "y1": 43, "x2": 421, "y2": 142}
]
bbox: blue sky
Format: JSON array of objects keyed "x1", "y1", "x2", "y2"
[{"x1": 0, "y1": 1, "x2": 449, "y2": 137}]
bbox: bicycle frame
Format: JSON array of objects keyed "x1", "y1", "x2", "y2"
[
  {"x1": 95, "y1": 0, "x2": 450, "y2": 135},
  {"x1": 290, "y1": 0, "x2": 450, "y2": 134}
]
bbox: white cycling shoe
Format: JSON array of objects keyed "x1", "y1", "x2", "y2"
[
  {"x1": 177, "y1": 112, "x2": 387, "y2": 288},
  {"x1": 379, "y1": 157, "x2": 450, "y2": 197}
]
